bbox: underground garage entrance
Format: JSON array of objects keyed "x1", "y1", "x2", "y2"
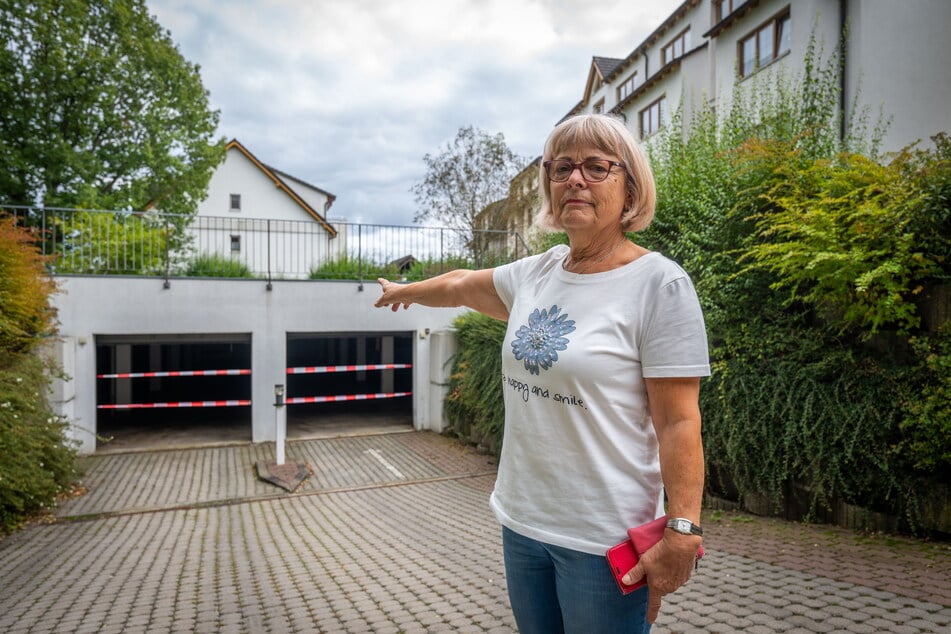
[
  {"x1": 95, "y1": 332, "x2": 414, "y2": 452},
  {"x1": 284, "y1": 332, "x2": 413, "y2": 437},
  {"x1": 96, "y1": 335, "x2": 253, "y2": 451}
]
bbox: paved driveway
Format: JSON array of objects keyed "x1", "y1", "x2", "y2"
[{"x1": 0, "y1": 430, "x2": 948, "y2": 633}]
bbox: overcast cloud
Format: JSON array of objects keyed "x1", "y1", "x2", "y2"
[{"x1": 146, "y1": 0, "x2": 682, "y2": 226}]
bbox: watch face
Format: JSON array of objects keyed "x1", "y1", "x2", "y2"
[{"x1": 676, "y1": 519, "x2": 691, "y2": 533}]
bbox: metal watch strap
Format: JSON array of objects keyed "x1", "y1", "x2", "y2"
[{"x1": 666, "y1": 517, "x2": 703, "y2": 536}]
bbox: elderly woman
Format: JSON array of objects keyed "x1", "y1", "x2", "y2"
[{"x1": 375, "y1": 114, "x2": 709, "y2": 633}]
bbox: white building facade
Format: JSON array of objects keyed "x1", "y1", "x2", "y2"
[{"x1": 566, "y1": 0, "x2": 951, "y2": 154}]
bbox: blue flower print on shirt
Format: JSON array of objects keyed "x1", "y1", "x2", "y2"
[{"x1": 511, "y1": 305, "x2": 576, "y2": 375}]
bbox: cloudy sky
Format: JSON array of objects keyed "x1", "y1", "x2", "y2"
[{"x1": 146, "y1": 0, "x2": 682, "y2": 226}]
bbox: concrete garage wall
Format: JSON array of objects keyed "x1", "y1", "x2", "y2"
[{"x1": 49, "y1": 276, "x2": 469, "y2": 454}]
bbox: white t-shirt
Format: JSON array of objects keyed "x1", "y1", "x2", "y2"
[{"x1": 490, "y1": 244, "x2": 710, "y2": 555}]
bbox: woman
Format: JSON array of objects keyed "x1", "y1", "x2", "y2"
[{"x1": 375, "y1": 114, "x2": 709, "y2": 633}]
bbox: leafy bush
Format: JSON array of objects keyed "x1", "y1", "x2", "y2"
[
  {"x1": 531, "y1": 232, "x2": 569, "y2": 253},
  {"x1": 0, "y1": 216, "x2": 58, "y2": 353},
  {"x1": 734, "y1": 141, "x2": 945, "y2": 335},
  {"x1": 443, "y1": 312, "x2": 507, "y2": 454},
  {"x1": 0, "y1": 215, "x2": 77, "y2": 534},
  {"x1": 310, "y1": 255, "x2": 490, "y2": 282},
  {"x1": 902, "y1": 132, "x2": 951, "y2": 285},
  {"x1": 309, "y1": 256, "x2": 393, "y2": 280},
  {"x1": 184, "y1": 253, "x2": 254, "y2": 278},
  {"x1": 701, "y1": 333, "x2": 911, "y2": 517},
  {"x1": 0, "y1": 352, "x2": 79, "y2": 533},
  {"x1": 898, "y1": 323, "x2": 951, "y2": 473},
  {"x1": 403, "y1": 255, "x2": 478, "y2": 281},
  {"x1": 52, "y1": 211, "x2": 170, "y2": 275}
]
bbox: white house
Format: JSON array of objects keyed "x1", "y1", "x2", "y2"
[
  {"x1": 189, "y1": 139, "x2": 343, "y2": 278},
  {"x1": 566, "y1": 0, "x2": 951, "y2": 154}
]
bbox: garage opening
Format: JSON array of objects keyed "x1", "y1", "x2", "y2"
[
  {"x1": 95, "y1": 334, "x2": 252, "y2": 451},
  {"x1": 286, "y1": 332, "x2": 413, "y2": 437}
]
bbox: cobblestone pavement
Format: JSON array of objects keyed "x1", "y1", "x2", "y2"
[{"x1": 0, "y1": 430, "x2": 948, "y2": 633}]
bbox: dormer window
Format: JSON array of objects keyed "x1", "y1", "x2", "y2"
[
  {"x1": 593, "y1": 99, "x2": 605, "y2": 114},
  {"x1": 229, "y1": 193, "x2": 241, "y2": 212}
]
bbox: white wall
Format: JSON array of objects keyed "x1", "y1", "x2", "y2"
[
  {"x1": 50, "y1": 276, "x2": 469, "y2": 454},
  {"x1": 845, "y1": 0, "x2": 951, "y2": 152},
  {"x1": 707, "y1": 0, "x2": 841, "y2": 121}
]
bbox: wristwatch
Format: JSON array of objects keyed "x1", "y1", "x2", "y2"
[{"x1": 666, "y1": 517, "x2": 703, "y2": 536}]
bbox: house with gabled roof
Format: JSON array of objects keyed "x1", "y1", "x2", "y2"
[
  {"x1": 191, "y1": 138, "x2": 343, "y2": 278},
  {"x1": 580, "y1": 56, "x2": 627, "y2": 115}
]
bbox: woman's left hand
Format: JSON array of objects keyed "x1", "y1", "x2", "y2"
[{"x1": 622, "y1": 532, "x2": 701, "y2": 623}]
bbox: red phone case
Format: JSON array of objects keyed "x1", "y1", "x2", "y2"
[
  {"x1": 606, "y1": 538, "x2": 645, "y2": 594},
  {"x1": 606, "y1": 515, "x2": 704, "y2": 595}
]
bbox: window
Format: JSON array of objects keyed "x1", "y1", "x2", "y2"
[
  {"x1": 639, "y1": 96, "x2": 666, "y2": 139},
  {"x1": 230, "y1": 235, "x2": 241, "y2": 253},
  {"x1": 229, "y1": 193, "x2": 241, "y2": 212},
  {"x1": 714, "y1": 0, "x2": 735, "y2": 22},
  {"x1": 738, "y1": 12, "x2": 791, "y2": 78},
  {"x1": 593, "y1": 99, "x2": 605, "y2": 114},
  {"x1": 617, "y1": 73, "x2": 639, "y2": 102},
  {"x1": 662, "y1": 29, "x2": 691, "y2": 65}
]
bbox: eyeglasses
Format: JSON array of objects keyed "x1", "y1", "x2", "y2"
[{"x1": 543, "y1": 158, "x2": 626, "y2": 183}]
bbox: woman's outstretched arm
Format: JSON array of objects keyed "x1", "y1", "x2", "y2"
[{"x1": 374, "y1": 268, "x2": 509, "y2": 321}]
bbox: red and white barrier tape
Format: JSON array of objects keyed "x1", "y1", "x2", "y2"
[
  {"x1": 97, "y1": 369, "x2": 251, "y2": 379},
  {"x1": 98, "y1": 400, "x2": 251, "y2": 409},
  {"x1": 287, "y1": 391, "x2": 411, "y2": 404},
  {"x1": 287, "y1": 364, "x2": 412, "y2": 374}
]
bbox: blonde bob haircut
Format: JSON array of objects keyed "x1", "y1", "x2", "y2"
[{"x1": 534, "y1": 114, "x2": 656, "y2": 233}]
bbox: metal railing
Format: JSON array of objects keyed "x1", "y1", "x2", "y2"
[{"x1": 2, "y1": 206, "x2": 531, "y2": 284}]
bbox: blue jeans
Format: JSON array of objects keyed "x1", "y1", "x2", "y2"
[{"x1": 502, "y1": 526, "x2": 651, "y2": 634}]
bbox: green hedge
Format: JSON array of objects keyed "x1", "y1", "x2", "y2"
[
  {"x1": 184, "y1": 253, "x2": 254, "y2": 278},
  {"x1": 443, "y1": 313, "x2": 507, "y2": 455},
  {"x1": 308, "y1": 254, "x2": 495, "y2": 282}
]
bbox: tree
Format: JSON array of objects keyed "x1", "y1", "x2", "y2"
[
  {"x1": 0, "y1": 0, "x2": 225, "y2": 216},
  {"x1": 411, "y1": 125, "x2": 527, "y2": 259}
]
